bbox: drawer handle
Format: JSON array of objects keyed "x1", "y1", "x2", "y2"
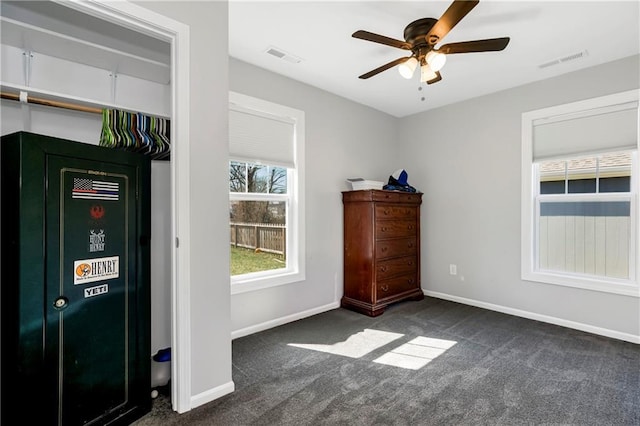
[
  {"x1": 381, "y1": 227, "x2": 388, "y2": 232},
  {"x1": 407, "y1": 261, "x2": 414, "y2": 266},
  {"x1": 381, "y1": 246, "x2": 388, "y2": 252},
  {"x1": 407, "y1": 225, "x2": 414, "y2": 230},
  {"x1": 380, "y1": 266, "x2": 388, "y2": 272},
  {"x1": 407, "y1": 243, "x2": 413, "y2": 248},
  {"x1": 381, "y1": 284, "x2": 389, "y2": 292},
  {"x1": 407, "y1": 278, "x2": 414, "y2": 284},
  {"x1": 383, "y1": 209, "x2": 390, "y2": 215}
]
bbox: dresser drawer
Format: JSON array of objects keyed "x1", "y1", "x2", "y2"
[
  {"x1": 375, "y1": 204, "x2": 417, "y2": 220},
  {"x1": 371, "y1": 191, "x2": 421, "y2": 204},
  {"x1": 376, "y1": 237, "x2": 417, "y2": 259},
  {"x1": 377, "y1": 275, "x2": 419, "y2": 300},
  {"x1": 376, "y1": 256, "x2": 417, "y2": 280},
  {"x1": 375, "y1": 220, "x2": 417, "y2": 238}
]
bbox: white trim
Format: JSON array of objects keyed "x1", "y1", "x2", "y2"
[
  {"x1": 423, "y1": 290, "x2": 640, "y2": 344},
  {"x1": 523, "y1": 271, "x2": 639, "y2": 297},
  {"x1": 229, "y1": 192, "x2": 288, "y2": 202},
  {"x1": 229, "y1": 92, "x2": 301, "y2": 121},
  {"x1": 190, "y1": 381, "x2": 235, "y2": 410},
  {"x1": 51, "y1": 0, "x2": 193, "y2": 414},
  {"x1": 521, "y1": 109, "x2": 537, "y2": 287},
  {"x1": 537, "y1": 192, "x2": 632, "y2": 203},
  {"x1": 522, "y1": 90, "x2": 640, "y2": 123},
  {"x1": 231, "y1": 270, "x2": 305, "y2": 295},
  {"x1": 231, "y1": 302, "x2": 340, "y2": 339},
  {"x1": 171, "y1": 20, "x2": 192, "y2": 415},
  {"x1": 532, "y1": 100, "x2": 638, "y2": 127},
  {"x1": 522, "y1": 90, "x2": 640, "y2": 298}
]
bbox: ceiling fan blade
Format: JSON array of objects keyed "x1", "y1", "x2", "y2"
[
  {"x1": 359, "y1": 57, "x2": 411, "y2": 79},
  {"x1": 438, "y1": 37, "x2": 510, "y2": 54},
  {"x1": 426, "y1": 71, "x2": 442, "y2": 85},
  {"x1": 425, "y1": 0, "x2": 479, "y2": 45},
  {"x1": 352, "y1": 30, "x2": 412, "y2": 50}
]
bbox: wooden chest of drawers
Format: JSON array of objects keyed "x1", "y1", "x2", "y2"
[{"x1": 342, "y1": 189, "x2": 423, "y2": 316}]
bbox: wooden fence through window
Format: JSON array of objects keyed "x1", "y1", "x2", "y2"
[{"x1": 230, "y1": 222, "x2": 286, "y2": 256}]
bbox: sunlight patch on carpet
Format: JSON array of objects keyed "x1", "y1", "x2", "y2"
[
  {"x1": 288, "y1": 329, "x2": 404, "y2": 358},
  {"x1": 373, "y1": 336, "x2": 457, "y2": 370}
]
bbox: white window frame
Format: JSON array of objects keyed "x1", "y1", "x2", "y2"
[
  {"x1": 229, "y1": 92, "x2": 305, "y2": 294},
  {"x1": 521, "y1": 90, "x2": 640, "y2": 297}
]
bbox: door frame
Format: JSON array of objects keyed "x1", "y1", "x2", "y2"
[{"x1": 53, "y1": 0, "x2": 192, "y2": 413}]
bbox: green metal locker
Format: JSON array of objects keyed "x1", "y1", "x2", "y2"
[{"x1": 1, "y1": 131, "x2": 152, "y2": 425}]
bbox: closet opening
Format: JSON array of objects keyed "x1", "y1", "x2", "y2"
[{"x1": 0, "y1": 0, "x2": 192, "y2": 414}]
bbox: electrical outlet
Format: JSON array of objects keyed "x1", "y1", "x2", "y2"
[{"x1": 449, "y1": 264, "x2": 457, "y2": 275}]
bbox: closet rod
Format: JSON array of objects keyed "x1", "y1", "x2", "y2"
[{"x1": 1, "y1": 91, "x2": 102, "y2": 114}]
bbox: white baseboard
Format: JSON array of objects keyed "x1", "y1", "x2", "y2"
[
  {"x1": 231, "y1": 301, "x2": 341, "y2": 339},
  {"x1": 424, "y1": 290, "x2": 640, "y2": 344},
  {"x1": 190, "y1": 380, "x2": 235, "y2": 410}
]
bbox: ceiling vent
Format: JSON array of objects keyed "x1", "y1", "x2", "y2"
[
  {"x1": 538, "y1": 50, "x2": 588, "y2": 69},
  {"x1": 265, "y1": 46, "x2": 303, "y2": 64}
]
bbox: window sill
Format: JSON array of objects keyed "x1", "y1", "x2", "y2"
[
  {"x1": 230, "y1": 269, "x2": 305, "y2": 295},
  {"x1": 522, "y1": 270, "x2": 639, "y2": 297}
]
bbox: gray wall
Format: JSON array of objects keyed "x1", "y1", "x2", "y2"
[
  {"x1": 229, "y1": 57, "x2": 401, "y2": 333},
  {"x1": 136, "y1": 1, "x2": 232, "y2": 400},
  {"x1": 398, "y1": 55, "x2": 640, "y2": 339}
]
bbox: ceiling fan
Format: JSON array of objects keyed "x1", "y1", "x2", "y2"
[{"x1": 352, "y1": 0, "x2": 510, "y2": 84}]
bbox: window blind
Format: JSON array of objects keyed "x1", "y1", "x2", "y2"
[
  {"x1": 533, "y1": 101, "x2": 638, "y2": 160},
  {"x1": 229, "y1": 107, "x2": 295, "y2": 168}
]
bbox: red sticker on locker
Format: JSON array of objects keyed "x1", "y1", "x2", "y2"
[{"x1": 90, "y1": 205, "x2": 105, "y2": 219}]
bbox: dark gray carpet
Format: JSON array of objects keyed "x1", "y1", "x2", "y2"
[{"x1": 132, "y1": 297, "x2": 640, "y2": 425}]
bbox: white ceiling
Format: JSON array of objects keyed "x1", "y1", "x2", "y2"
[{"x1": 229, "y1": 1, "x2": 640, "y2": 118}]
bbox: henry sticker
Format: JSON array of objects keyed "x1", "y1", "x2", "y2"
[
  {"x1": 89, "y1": 229, "x2": 105, "y2": 252},
  {"x1": 74, "y1": 256, "x2": 119, "y2": 285}
]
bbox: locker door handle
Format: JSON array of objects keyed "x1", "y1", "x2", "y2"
[{"x1": 53, "y1": 296, "x2": 69, "y2": 310}]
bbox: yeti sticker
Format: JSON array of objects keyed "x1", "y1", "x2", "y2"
[{"x1": 84, "y1": 284, "x2": 109, "y2": 298}]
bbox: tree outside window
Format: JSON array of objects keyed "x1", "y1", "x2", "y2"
[
  {"x1": 229, "y1": 161, "x2": 289, "y2": 276},
  {"x1": 229, "y1": 161, "x2": 287, "y2": 224}
]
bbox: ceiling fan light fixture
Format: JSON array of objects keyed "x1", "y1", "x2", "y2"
[
  {"x1": 352, "y1": 0, "x2": 510, "y2": 82},
  {"x1": 420, "y1": 63, "x2": 437, "y2": 83},
  {"x1": 398, "y1": 57, "x2": 418, "y2": 79},
  {"x1": 426, "y1": 51, "x2": 446, "y2": 71}
]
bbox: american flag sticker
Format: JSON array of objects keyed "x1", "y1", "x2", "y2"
[{"x1": 72, "y1": 178, "x2": 119, "y2": 201}]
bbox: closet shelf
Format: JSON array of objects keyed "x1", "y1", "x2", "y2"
[
  {"x1": 1, "y1": 17, "x2": 170, "y2": 85},
  {"x1": 1, "y1": 82, "x2": 170, "y2": 119}
]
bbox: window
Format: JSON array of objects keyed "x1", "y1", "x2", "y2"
[
  {"x1": 522, "y1": 90, "x2": 639, "y2": 297},
  {"x1": 229, "y1": 92, "x2": 305, "y2": 294},
  {"x1": 229, "y1": 161, "x2": 288, "y2": 275},
  {"x1": 536, "y1": 151, "x2": 634, "y2": 280}
]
